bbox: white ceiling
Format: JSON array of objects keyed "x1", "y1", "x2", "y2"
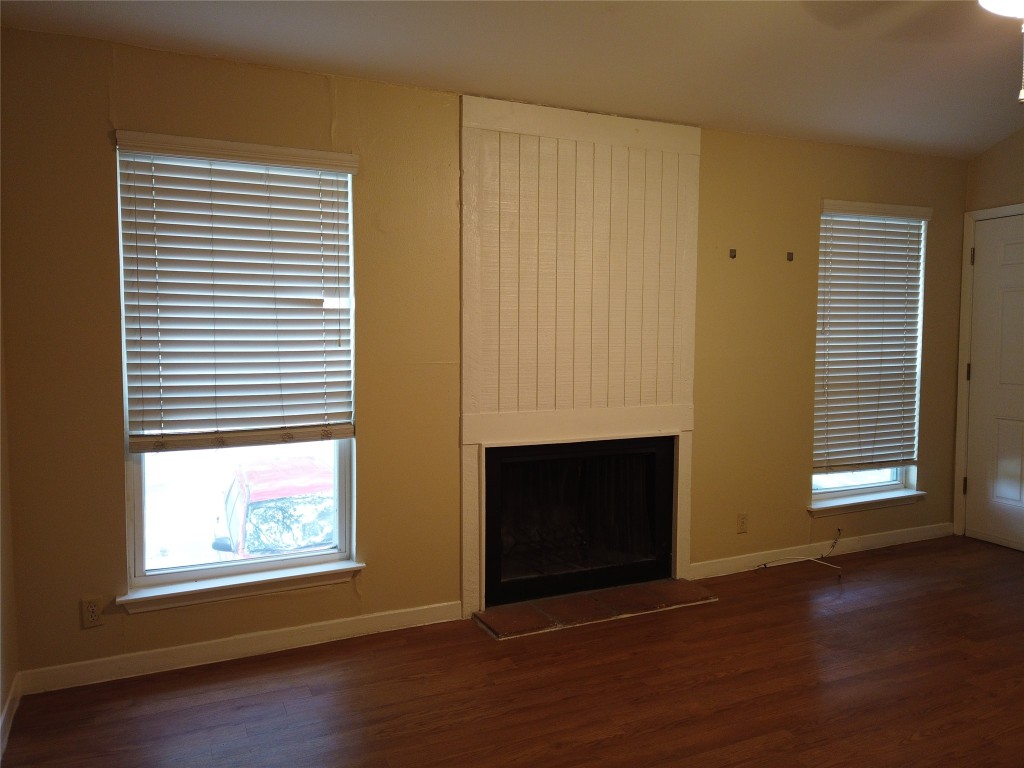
[{"x1": 3, "y1": 1, "x2": 1023, "y2": 159}]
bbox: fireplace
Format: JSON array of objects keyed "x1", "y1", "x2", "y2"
[{"x1": 485, "y1": 436, "x2": 674, "y2": 606}]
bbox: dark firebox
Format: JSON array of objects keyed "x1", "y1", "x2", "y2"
[{"x1": 485, "y1": 436, "x2": 674, "y2": 606}]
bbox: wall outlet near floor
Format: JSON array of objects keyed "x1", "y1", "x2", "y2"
[
  {"x1": 80, "y1": 596, "x2": 105, "y2": 628},
  {"x1": 736, "y1": 513, "x2": 749, "y2": 534}
]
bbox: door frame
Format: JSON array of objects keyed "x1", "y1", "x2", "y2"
[{"x1": 953, "y1": 203, "x2": 1024, "y2": 536}]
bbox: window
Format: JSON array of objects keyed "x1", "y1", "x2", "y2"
[
  {"x1": 115, "y1": 132, "x2": 360, "y2": 606},
  {"x1": 810, "y1": 200, "x2": 930, "y2": 512}
]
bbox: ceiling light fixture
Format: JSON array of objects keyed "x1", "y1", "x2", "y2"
[{"x1": 979, "y1": 0, "x2": 1024, "y2": 102}]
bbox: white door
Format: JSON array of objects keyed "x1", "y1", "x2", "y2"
[{"x1": 965, "y1": 213, "x2": 1024, "y2": 550}]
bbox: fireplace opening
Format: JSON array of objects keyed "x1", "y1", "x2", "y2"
[{"x1": 485, "y1": 436, "x2": 674, "y2": 606}]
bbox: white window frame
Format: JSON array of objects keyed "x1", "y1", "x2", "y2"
[
  {"x1": 809, "y1": 200, "x2": 930, "y2": 516},
  {"x1": 114, "y1": 133, "x2": 363, "y2": 612},
  {"x1": 812, "y1": 466, "x2": 905, "y2": 496}
]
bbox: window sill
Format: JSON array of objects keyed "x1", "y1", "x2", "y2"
[
  {"x1": 808, "y1": 489, "x2": 926, "y2": 517},
  {"x1": 117, "y1": 559, "x2": 365, "y2": 614}
]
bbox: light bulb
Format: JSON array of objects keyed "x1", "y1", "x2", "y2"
[{"x1": 979, "y1": 0, "x2": 1024, "y2": 19}]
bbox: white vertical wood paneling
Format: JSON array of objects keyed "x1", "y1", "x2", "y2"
[
  {"x1": 591, "y1": 143, "x2": 612, "y2": 408},
  {"x1": 462, "y1": 98, "x2": 699, "y2": 421},
  {"x1": 607, "y1": 144, "x2": 630, "y2": 409},
  {"x1": 518, "y1": 135, "x2": 540, "y2": 412},
  {"x1": 498, "y1": 132, "x2": 520, "y2": 412},
  {"x1": 657, "y1": 153, "x2": 678, "y2": 405},
  {"x1": 476, "y1": 128, "x2": 501, "y2": 414},
  {"x1": 624, "y1": 147, "x2": 646, "y2": 408},
  {"x1": 574, "y1": 142, "x2": 594, "y2": 409},
  {"x1": 674, "y1": 152, "x2": 700, "y2": 407},
  {"x1": 537, "y1": 137, "x2": 558, "y2": 411},
  {"x1": 555, "y1": 139, "x2": 576, "y2": 410},
  {"x1": 461, "y1": 127, "x2": 483, "y2": 416},
  {"x1": 641, "y1": 150, "x2": 663, "y2": 406}
]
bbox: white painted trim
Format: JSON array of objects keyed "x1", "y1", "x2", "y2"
[
  {"x1": 673, "y1": 432, "x2": 693, "y2": 579},
  {"x1": 966, "y1": 203, "x2": 1024, "y2": 220},
  {"x1": 822, "y1": 199, "x2": 933, "y2": 221},
  {"x1": 685, "y1": 523, "x2": 954, "y2": 581},
  {"x1": 462, "y1": 404, "x2": 693, "y2": 446},
  {"x1": 1, "y1": 671, "x2": 22, "y2": 758},
  {"x1": 461, "y1": 451, "x2": 482, "y2": 618},
  {"x1": 460, "y1": 443, "x2": 483, "y2": 619},
  {"x1": 115, "y1": 131, "x2": 359, "y2": 174},
  {"x1": 462, "y1": 96, "x2": 700, "y2": 155},
  {"x1": 808, "y1": 489, "x2": 926, "y2": 516},
  {"x1": 17, "y1": 602, "x2": 461, "y2": 696},
  {"x1": 954, "y1": 213, "x2": 978, "y2": 536},
  {"x1": 954, "y1": 203, "x2": 1024, "y2": 537},
  {"x1": 117, "y1": 560, "x2": 365, "y2": 613}
]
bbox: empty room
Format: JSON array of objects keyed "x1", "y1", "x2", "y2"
[{"x1": 1, "y1": 1, "x2": 1023, "y2": 765}]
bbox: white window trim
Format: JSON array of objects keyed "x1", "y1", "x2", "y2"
[
  {"x1": 808, "y1": 466, "x2": 926, "y2": 516},
  {"x1": 821, "y1": 199, "x2": 932, "y2": 221},
  {"x1": 116, "y1": 559, "x2": 365, "y2": 614},
  {"x1": 115, "y1": 131, "x2": 359, "y2": 174},
  {"x1": 121, "y1": 438, "x2": 360, "y2": 610},
  {"x1": 812, "y1": 467, "x2": 905, "y2": 496},
  {"x1": 810, "y1": 200, "x2": 931, "y2": 515},
  {"x1": 116, "y1": 132, "x2": 361, "y2": 609},
  {"x1": 808, "y1": 488, "x2": 926, "y2": 516},
  {"x1": 125, "y1": 438, "x2": 355, "y2": 574}
]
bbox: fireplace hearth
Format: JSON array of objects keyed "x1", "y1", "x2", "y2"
[{"x1": 485, "y1": 436, "x2": 674, "y2": 606}]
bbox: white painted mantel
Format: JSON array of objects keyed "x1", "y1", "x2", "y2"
[{"x1": 460, "y1": 96, "x2": 701, "y2": 615}]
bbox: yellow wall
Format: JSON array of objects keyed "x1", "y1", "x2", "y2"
[
  {"x1": 1, "y1": 28, "x2": 461, "y2": 669},
  {"x1": 1, "y1": 27, "x2": 973, "y2": 674},
  {"x1": 966, "y1": 127, "x2": 1024, "y2": 211},
  {"x1": 692, "y1": 130, "x2": 967, "y2": 562}
]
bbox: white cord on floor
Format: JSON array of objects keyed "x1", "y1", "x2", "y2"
[
  {"x1": 758, "y1": 555, "x2": 841, "y2": 572},
  {"x1": 756, "y1": 528, "x2": 843, "y2": 578}
]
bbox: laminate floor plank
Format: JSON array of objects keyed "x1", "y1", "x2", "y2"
[{"x1": 6, "y1": 536, "x2": 1024, "y2": 767}]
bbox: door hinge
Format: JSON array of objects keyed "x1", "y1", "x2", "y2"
[
  {"x1": 963, "y1": 476, "x2": 968, "y2": 495},
  {"x1": 966, "y1": 363, "x2": 971, "y2": 381},
  {"x1": 971, "y1": 247, "x2": 975, "y2": 265}
]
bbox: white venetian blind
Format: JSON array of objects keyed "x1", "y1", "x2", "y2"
[
  {"x1": 117, "y1": 132, "x2": 358, "y2": 453},
  {"x1": 813, "y1": 202, "x2": 929, "y2": 472}
]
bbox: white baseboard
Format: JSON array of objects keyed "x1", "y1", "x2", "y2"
[
  {"x1": 18, "y1": 601, "x2": 463, "y2": 697},
  {"x1": 1, "y1": 671, "x2": 23, "y2": 758},
  {"x1": 686, "y1": 523, "x2": 954, "y2": 580}
]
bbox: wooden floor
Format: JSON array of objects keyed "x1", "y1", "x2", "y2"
[{"x1": 6, "y1": 536, "x2": 1024, "y2": 767}]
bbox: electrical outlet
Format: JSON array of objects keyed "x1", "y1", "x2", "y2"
[
  {"x1": 736, "y1": 513, "x2": 749, "y2": 534},
  {"x1": 80, "y1": 596, "x2": 105, "y2": 629}
]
